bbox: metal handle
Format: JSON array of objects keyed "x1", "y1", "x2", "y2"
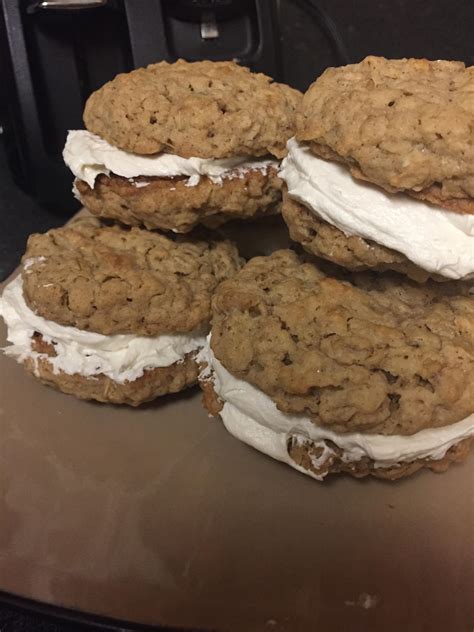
[{"x1": 29, "y1": 0, "x2": 108, "y2": 11}]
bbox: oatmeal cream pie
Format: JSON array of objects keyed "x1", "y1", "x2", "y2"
[
  {"x1": 198, "y1": 250, "x2": 474, "y2": 480},
  {"x1": 279, "y1": 57, "x2": 474, "y2": 282},
  {"x1": 64, "y1": 60, "x2": 301, "y2": 233},
  {"x1": 0, "y1": 217, "x2": 242, "y2": 405}
]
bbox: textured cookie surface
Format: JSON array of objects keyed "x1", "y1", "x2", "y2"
[
  {"x1": 201, "y1": 379, "x2": 472, "y2": 480},
  {"x1": 22, "y1": 217, "x2": 242, "y2": 336},
  {"x1": 282, "y1": 193, "x2": 439, "y2": 282},
  {"x1": 76, "y1": 166, "x2": 282, "y2": 233},
  {"x1": 26, "y1": 335, "x2": 198, "y2": 405},
  {"x1": 210, "y1": 250, "x2": 474, "y2": 435},
  {"x1": 297, "y1": 57, "x2": 474, "y2": 211},
  {"x1": 288, "y1": 434, "x2": 471, "y2": 480},
  {"x1": 84, "y1": 60, "x2": 301, "y2": 158}
]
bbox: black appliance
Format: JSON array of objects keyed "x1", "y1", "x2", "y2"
[{"x1": 0, "y1": 0, "x2": 348, "y2": 213}]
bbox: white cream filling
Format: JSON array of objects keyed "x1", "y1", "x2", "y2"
[
  {"x1": 63, "y1": 130, "x2": 278, "y2": 189},
  {"x1": 199, "y1": 338, "x2": 474, "y2": 480},
  {"x1": 279, "y1": 138, "x2": 474, "y2": 280},
  {"x1": 0, "y1": 276, "x2": 206, "y2": 384}
]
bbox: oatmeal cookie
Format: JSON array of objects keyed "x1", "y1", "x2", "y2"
[
  {"x1": 76, "y1": 166, "x2": 282, "y2": 233},
  {"x1": 210, "y1": 250, "x2": 474, "y2": 435},
  {"x1": 281, "y1": 192, "x2": 440, "y2": 282},
  {"x1": 297, "y1": 56, "x2": 474, "y2": 212},
  {"x1": 22, "y1": 216, "x2": 242, "y2": 336},
  {"x1": 200, "y1": 378, "x2": 472, "y2": 480},
  {"x1": 84, "y1": 59, "x2": 301, "y2": 158},
  {"x1": 25, "y1": 334, "x2": 199, "y2": 406},
  {"x1": 287, "y1": 433, "x2": 471, "y2": 480}
]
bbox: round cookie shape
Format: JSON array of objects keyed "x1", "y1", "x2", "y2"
[
  {"x1": 25, "y1": 335, "x2": 199, "y2": 406},
  {"x1": 75, "y1": 166, "x2": 282, "y2": 233},
  {"x1": 22, "y1": 217, "x2": 242, "y2": 336},
  {"x1": 200, "y1": 376, "x2": 472, "y2": 480},
  {"x1": 84, "y1": 60, "x2": 302, "y2": 159},
  {"x1": 281, "y1": 192, "x2": 439, "y2": 282},
  {"x1": 297, "y1": 56, "x2": 474, "y2": 211},
  {"x1": 210, "y1": 250, "x2": 474, "y2": 435}
]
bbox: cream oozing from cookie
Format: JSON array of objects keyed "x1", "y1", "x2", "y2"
[
  {"x1": 0, "y1": 275, "x2": 206, "y2": 384},
  {"x1": 199, "y1": 338, "x2": 474, "y2": 480},
  {"x1": 64, "y1": 130, "x2": 278, "y2": 189},
  {"x1": 280, "y1": 138, "x2": 474, "y2": 280}
]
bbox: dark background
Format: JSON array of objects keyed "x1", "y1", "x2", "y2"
[
  {"x1": 0, "y1": 0, "x2": 473, "y2": 628},
  {"x1": 1, "y1": 0, "x2": 474, "y2": 284}
]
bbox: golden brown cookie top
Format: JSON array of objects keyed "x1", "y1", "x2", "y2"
[
  {"x1": 297, "y1": 56, "x2": 474, "y2": 211},
  {"x1": 22, "y1": 217, "x2": 242, "y2": 336},
  {"x1": 210, "y1": 250, "x2": 474, "y2": 435},
  {"x1": 84, "y1": 60, "x2": 302, "y2": 159}
]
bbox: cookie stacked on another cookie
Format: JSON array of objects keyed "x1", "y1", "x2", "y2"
[
  {"x1": 65, "y1": 60, "x2": 301, "y2": 233},
  {"x1": 279, "y1": 57, "x2": 474, "y2": 282},
  {"x1": 199, "y1": 250, "x2": 474, "y2": 480},
  {"x1": 0, "y1": 217, "x2": 241, "y2": 405},
  {"x1": 198, "y1": 57, "x2": 473, "y2": 481}
]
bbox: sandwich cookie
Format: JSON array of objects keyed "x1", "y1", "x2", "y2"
[
  {"x1": 199, "y1": 250, "x2": 474, "y2": 480},
  {"x1": 65, "y1": 60, "x2": 302, "y2": 233},
  {"x1": 0, "y1": 217, "x2": 242, "y2": 405},
  {"x1": 279, "y1": 57, "x2": 474, "y2": 281}
]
